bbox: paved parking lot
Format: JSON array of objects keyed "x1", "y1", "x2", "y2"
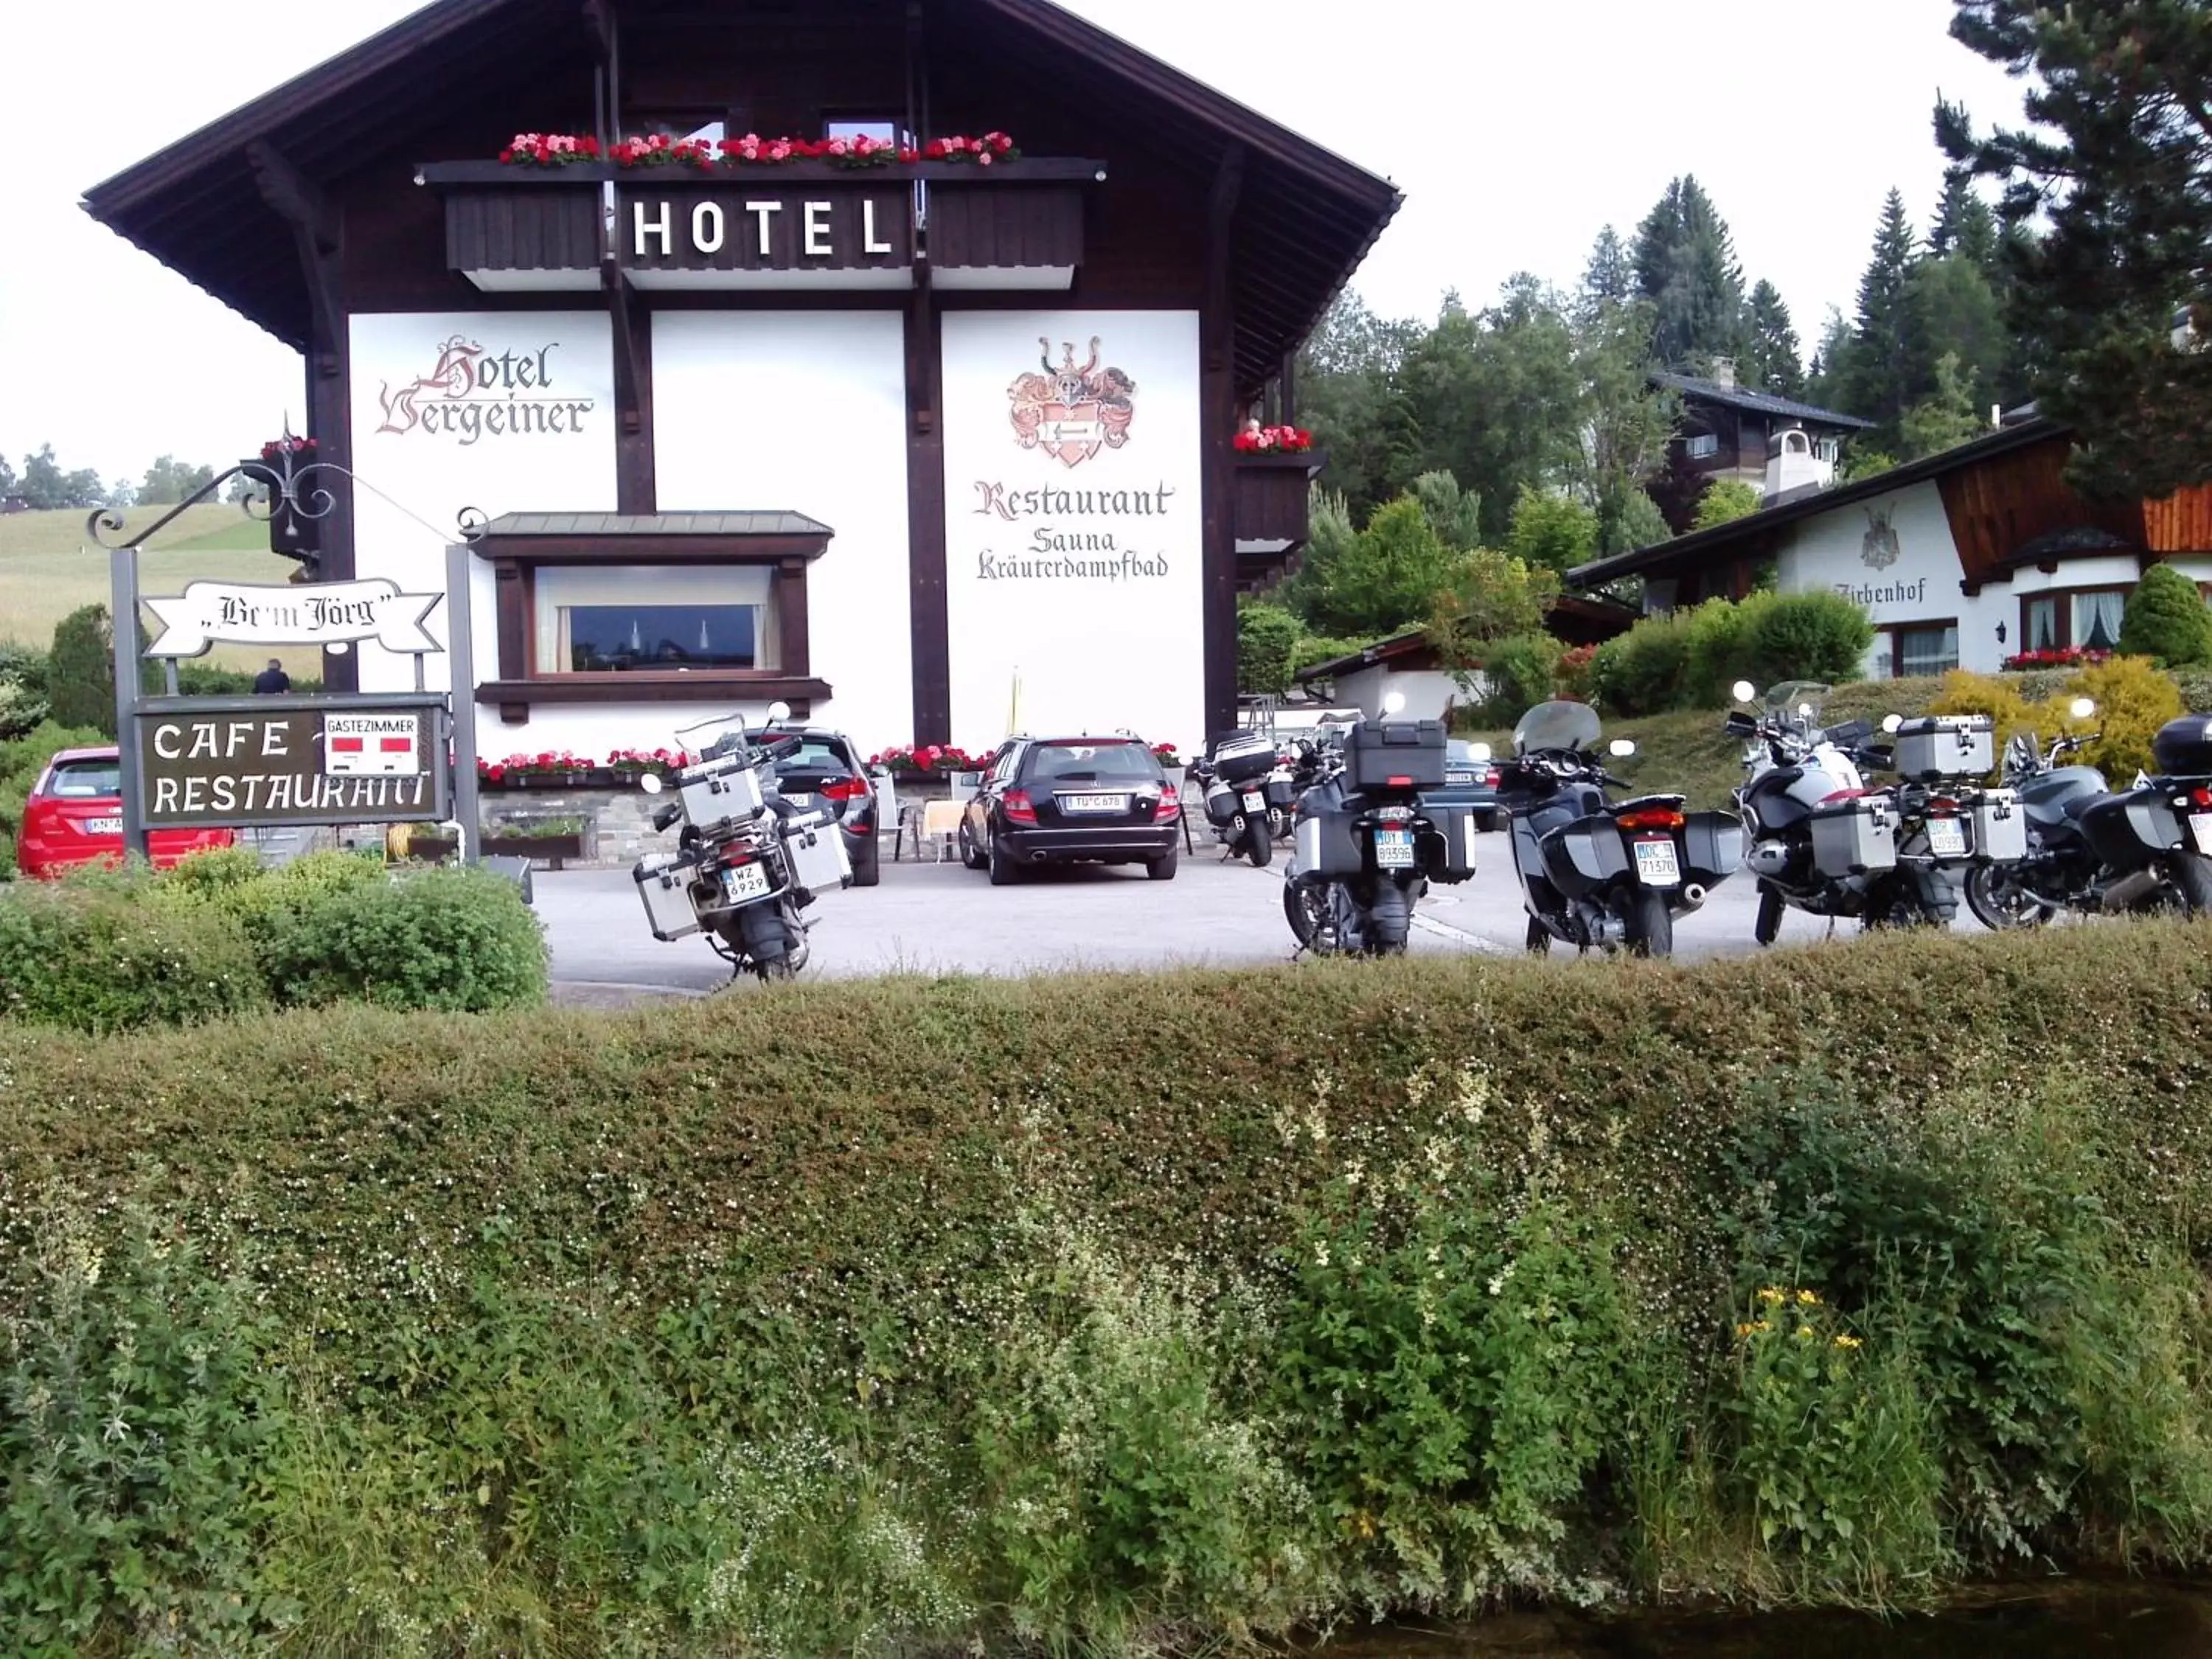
[{"x1": 540, "y1": 830, "x2": 1987, "y2": 997}]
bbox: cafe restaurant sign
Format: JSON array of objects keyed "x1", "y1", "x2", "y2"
[
  {"x1": 131, "y1": 694, "x2": 450, "y2": 828},
  {"x1": 145, "y1": 578, "x2": 445, "y2": 658}
]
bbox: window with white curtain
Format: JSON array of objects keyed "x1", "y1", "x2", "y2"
[
  {"x1": 2072, "y1": 590, "x2": 2126, "y2": 652},
  {"x1": 1896, "y1": 622, "x2": 1960, "y2": 678},
  {"x1": 2025, "y1": 596, "x2": 2061, "y2": 652},
  {"x1": 532, "y1": 564, "x2": 778, "y2": 675}
]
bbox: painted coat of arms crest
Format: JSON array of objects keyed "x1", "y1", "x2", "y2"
[
  {"x1": 1007, "y1": 337, "x2": 1136, "y2": 466},
  {"x1": 1860, "y1": 504, "x2": 1901, "y2": 571}
]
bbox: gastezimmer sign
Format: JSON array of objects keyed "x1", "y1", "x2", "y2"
[{"x1": 131, "y1": 694, "x2": 450, "y2": 829}]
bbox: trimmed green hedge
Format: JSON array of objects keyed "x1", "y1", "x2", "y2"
[
  {"x1": 3, "y1": 925, "x2": 2212, "y2": 1650},
  {"x1": 0, "y1": 852, "x2": 546, "y2": 1029}
]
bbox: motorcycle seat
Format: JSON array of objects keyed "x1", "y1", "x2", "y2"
[{"x1": 2062, "y1": 791, "x2": 2113, "y2": 823}]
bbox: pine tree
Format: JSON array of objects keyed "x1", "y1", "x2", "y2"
[
  {"x1": 47, "y1": 605, "x2": 116, "y2": 736},
  {"x1": 1630, "y1": 176, "x2": 1750, "y2": 369},
  {"x1": 1899, "y1": 352, "x2": 1987, "y2": 459},
  {"x1": 1580, "y1": 226, "x2": 1633, "y2": 318},
  {"x1": 1839, "y1": 189, "x2": 1919, "y2": 439},
  {"x1": 1745, "y1": 280, "x2": 1806, "y2": 398},
  {"x1": 1938, "y1": 0, "x2": 2212, "y2": 497},
  {"x1": 1928, "y1": 173, "x2": 1999, "y2": 270}
]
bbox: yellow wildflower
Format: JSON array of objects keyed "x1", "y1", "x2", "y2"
[
  {"x1": 1797, "y1": 1326, "x2": 1815, "y2": 1340},
  {"x1": 1757, "y1": 1287, "x2": 1786, "y2": 1306},
  {"x1": 1834, "y1": 1335, "x2": 1863, "y2": 1350},
  {"x1": 1797, "y1": 1289, "x2": 1820, "y2": 1305}
]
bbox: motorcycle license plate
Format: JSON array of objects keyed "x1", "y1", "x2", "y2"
[
  {"x1": 1062, "y1": 793, "x2": 1128, "y2": 813},
  {"x1": 81, "y1": 816, "x2": 122, "y2": 835},
  {"x1": 1632, "y1": 837, "x2": 1680, "y2": 886},
  {"x1": 1374, "y1": 828, "x2": 1415, "y2": 869},
  {"x1": 2192, "y1": 813, "x2": 2212, "y2": 855},
  {"x1": 1927, "y1": 815, "x2": 1968, "y2": 858},
  {"x1": 720, "y1": 861, "x2": 772, "y2": 905},
  {"x1": 1242, "y1": 790, "x2": 1265, "y2": 813}
]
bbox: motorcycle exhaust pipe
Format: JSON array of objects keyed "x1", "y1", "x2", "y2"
[
  {"x1": 2101, "y1": 869, "x2": 2161, "y2": 912},
  {"x1": 1678, "y1": 882, "x2": 1708, "y2": 911}
]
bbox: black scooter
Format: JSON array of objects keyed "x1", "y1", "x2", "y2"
[{"x1": 1500, "y1": 699, "x2": 1745, "y2": 959}]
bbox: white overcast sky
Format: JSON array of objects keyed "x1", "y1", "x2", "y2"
[{"x1": 0, "y1": 0, "x2": 2027, "y2": 485}]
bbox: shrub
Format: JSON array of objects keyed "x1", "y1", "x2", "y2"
[
  {"x1": 44, "y1": 605, "x2": 114, "y2": 735},
  {"x1": 1736, "y1": 591, "x2": 1875, "y2": 691},
  {"x1": 0, "y1": 880, "x2": 268, "y2": 1032},
  {"x1": 2170, "y1": 666, "x2": 2212, "y2": 713},
  {"x1": 1237, "y1": 602, "x2": 1303, "y2": 698},
  {"x1": 2056, "y1": 654, "x2": 2186, "y2": 782},
  {"x1": 1591, "y1": 609, "x2": 1694, "y2": 716},
  {"x1": 1682, "y1": 594, "x2": 1756, "y2": 707},
  {"x1": 1691, "y1": 478, "x2": 1761, "y2": 531},
  {"x1": 1554, "y1": 642, "x2": 1601, "y2": 702},
  {"x1": 2118, "y1": 565, "x2": 2212, "y2": 668},
  {"x1": 256, "y1": 863, "x2": 548, "y2": 1012},
  {"x1": 1467, "y1": 631, "x2": 1562, "y2": 726}
]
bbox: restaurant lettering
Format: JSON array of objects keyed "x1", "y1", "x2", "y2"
[
  {"x1": 977, "y1": 551, "x2": 1169, "y2": 581},
  {"x1": 376, "y1": 335, "x2": 594, "y2": 443}
]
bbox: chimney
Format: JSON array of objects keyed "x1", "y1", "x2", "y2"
[{"x1": 1710, "y1": 357, "x2": 1736, "y2": 389}]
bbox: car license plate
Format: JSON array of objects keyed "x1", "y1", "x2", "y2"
[
  {"x1": 1374, "y1": 828, "x2": 1415, "y2": 869},
  {"x1": 1447, "y1": 771, "x2": 1474, "y2": 786},
  {"x1": 1062, "y1": 793, "x2": 1129, "y2": 813},
  {"x1": 1242, "y1": 790, "x2": 1265, "y2": 813},
  {"x1": 2191, "y1": 813, "x2": 2212, "y2": 855},
  {"x1": 1927, "y1": 815, "x2": 1967, "y2": 858},
  {"x1": 81, "y1": 816, "x2": 122, "y2": 836},
  {"x1": 1632, "y1": 837, "x2": 1680, "y2": 885},
  {"x1": 720, "y1": 861, "x2": 771, "y2": 905}
]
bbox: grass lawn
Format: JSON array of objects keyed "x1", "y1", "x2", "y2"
[{"x1": 0, "y1": 504, "x2": 319, "y2": 678}]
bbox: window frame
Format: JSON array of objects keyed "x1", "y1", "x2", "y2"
[
  {"x1": 530, "y1": 564, "x2": 781, "y2": 678},
  {"x1": 2017, "y1": 582, "x2": 2135, "y2": 653},
  {"x1": 1874, "y1": 618, "x2": 1961, "y2": 679}
]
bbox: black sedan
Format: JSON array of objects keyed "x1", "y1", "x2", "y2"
[
  {"x1": 956, "y1": 735, "x2": 1182, "y2": 883},
  {"x1": 1425, "y1": 738, "x2": 1504, "y2": 831},
  {"x1": 760, "y1": 726, "x2": 883, "y2": 886}
]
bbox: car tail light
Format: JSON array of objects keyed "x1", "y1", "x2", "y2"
[
  {"x1": 2191, "y1": 786, "x2": 2212, "y2": 809},
  {"x1": 1387, "y1": 774, "x2": 1413, "y2": 787},
  {"x1": 1617, "y1": 807, "x2": 1685, "y2": 831},
  {"x1": 1004, "y1": 789, "x2": 1039, "y2": 825},
  {"x1": 1482, "y1": 768, "x2": 1499, "y2": 787},
  {"x1": 821, "y1": 776, "x2": 869, "y2": 801},
  {"x1": 1153, "y1": 790, "x2": 1181, "y2": 823}
]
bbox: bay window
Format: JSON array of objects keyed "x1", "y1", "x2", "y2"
[
  {"x1": 2017, "y1": 585, "x2": 2131, "y2": 653},
  {"x1": 534, "y1": 564, "x2": 779, "y2": 674}
]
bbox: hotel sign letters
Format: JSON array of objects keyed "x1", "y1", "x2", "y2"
[
  {"x1": 622, "y1": 184, "x2": 912, "y2": 274},
  {"x1": 132, "y1": 696, "x2": 450, "y2": 829}
]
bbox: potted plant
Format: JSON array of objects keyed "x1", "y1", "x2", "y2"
[
  {"x1": 402, "y1": 821, "x2": 457, "y2": 862},
  {"x1": 245, "y1": 436, "x2": 321, "y2": 560},
  {"x1": 481, "y1": 814, "x2": 589, "y2": 866}
]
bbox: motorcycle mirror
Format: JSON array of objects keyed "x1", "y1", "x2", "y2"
[
  {"x1": 2070, "y1": 697, "x2": 2096, "y2": 720},
  {"x1": 1731, "y1": 680, "x2": 1757, "y2": 703},
  {"x1": 1381, "y1": 690, "x2": 1408, "y2": 715},
  {"x1": 1467, "y1": 742, "x2": 1493, "y2": 762},
  {"x1": 1882, "y1": 714, "x2": 1904, "y2": 734},
  {"x1": 639, "y1": 772, "x2": 664, "y2": 795},
  {"x1": 1798, "y1": 702, "x2": 1814, "y2": 717},
  {"x1": 766, "y1": 700, "x2": 792, "y2": 723},
  {"x1": 1608, "y1": 738, "x2": 1637, "y2": 758}
]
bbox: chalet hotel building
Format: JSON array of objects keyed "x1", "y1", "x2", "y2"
[{"x1": 85, "y1": 0, "x2": 1400, "y2": 757}]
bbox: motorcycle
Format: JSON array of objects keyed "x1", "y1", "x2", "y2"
[
  {"x1": 1189, "y1": 730, "x2": 1279, "y2": 866},
  {"x1": 1728, "y1": 680, "x2": 1961, "y2": 940},
  {"x1": 630, "y1": 700, "x2": 854, "y2": 981},
  {"x1": 1957, "y1": 698, "x2": 2171, "y2": 927},
  {"x1": 1281, "y1": 695, "x2": 1478, "y2": 956},
  {"x1": 1498, "y1": 699, "x2": 1745, "y2": 958},
  {"x1": 2062, "y1": 713, "x2": 2212, "y2": 918}
]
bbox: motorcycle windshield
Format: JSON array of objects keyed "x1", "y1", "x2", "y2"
[
  {"x1": 1512, "y1": 700, "x2": 1602, "y2": 757},
  {"x1": 1764, "y1": 681, "x2": 1832, "y2": 719}
]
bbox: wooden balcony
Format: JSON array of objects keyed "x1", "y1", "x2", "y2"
[{"x1": 1234, "y1": 449, "x2": 1324, "y2": 590}]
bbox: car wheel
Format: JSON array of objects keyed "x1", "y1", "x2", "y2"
[
  {"x1": 1480, "y1": 810, "x2": 1503, "y2": 833},
  {"x1": 849, "y1": 832, "x2": 880, "y2": 888},
  {"x1": 989, "y1": 834, "x2": 1021, "y2": 886},
  {"x1": 1147, "y1": 846, "x2": 1179, "y2": 880},
  {"x1": 959, "y1": 821, "x2": 987, "y2": 871}
]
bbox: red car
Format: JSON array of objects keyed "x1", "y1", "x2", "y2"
[{"x1": 13, "y1": 747, "x2": 234, "y2": 878}]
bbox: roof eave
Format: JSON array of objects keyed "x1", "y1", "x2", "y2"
[{"x1": 1568, "y1": 417, "x2": 2074, "y2": 588}]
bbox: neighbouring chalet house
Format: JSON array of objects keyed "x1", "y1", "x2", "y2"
[
  {"x1": 1568, "y1": 413, "x2": 2212, "y2": 680},
  {"x1": 1652, "y1": 363, "x2": 1874, "y2": 507},
  {"x1": 1295, "y1": 595, "x2": 1638, "y2": 722},
  {"x1": 81, "y1": 0, "x2": 1399, "y2": 757}
]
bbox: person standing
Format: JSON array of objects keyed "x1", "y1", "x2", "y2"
[{"x1": 253, "y1": 658, "x2": 291, "y2": 694}]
